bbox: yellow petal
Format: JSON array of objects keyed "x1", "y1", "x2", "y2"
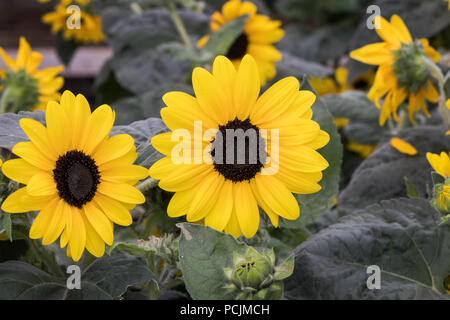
[
  {"x1": 84, "y1": 202, "x2": 114, "y2": 246},
  {"x1": 390, "y1": 137, "x2": 417, "y2": 155},
  {"x1": 94, "y1": 193, "x2": 132, "y2": 226},
  {"x1": 19, "y1": 118, "x2": 57, "y2": 160},
  {"x1": 204, "y1": 180, "x2": 233, "y2": 232},
  {"x1": 29, "y1": 198, "x2": 59, "y2": 239},
  {"x1": 251, "y1": 174, "x2": 299, "y2": 220},
  {"x1": 1, "y1": 187, "x2": 51, "y2": 213},
  {"x1": 12, "y1": 142, "x2": 54, "y2": 171},
  {"x1": 349, "y1": 42, "x2": 392, "y2": 65},
  {"x1": 251, "y1": 76, "x2": 299, "y2": 126},
  {"x1": 42, "y1": 200, "x2": 66, "y2": 245},
  {"x1": 82, "y1": 105, "x2": 115, "y2": 154},
  {"x1": 93, "y1": 134, "x2": 135, "y2": 165},
  {"x1": 1, "y1": 159, "x2": 44, "y2": 184},
  {"x1": 27, "y1": 173, "x2": 57, "y2": 196},
  {"x1": 82, "y1": 213, "x2": 105, "y2": 258},
  {"x1": 98, "y1": 181, "x2": 145, "y2": 204},
  {"x1": 69, "y1": 208, "x2": 86, "y2": 261},
  {"x1": 234, "y1": 54, "x2": 260, "y2": 120},
  {"x1": 233, "y1": 182, "x2": 259, "y2": 238},
  {"x1": 187, "y1": 173, "x2": 224, "y2": 222}
]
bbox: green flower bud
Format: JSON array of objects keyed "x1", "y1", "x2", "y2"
[
  {"x1": 431, "y1": 180, "x2": 450, "y2": 214},
  {"x1": 1, "y1": 69, "x2": 39, "y2": 113},
  {"x1": 223, "y1": 247, "x2": 294, "y2": 300},
  {"x1": 392, "y1": 41, "x2": 431, "y2": 94}
]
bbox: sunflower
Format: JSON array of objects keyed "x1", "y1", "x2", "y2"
[
  {"x1": 42, "y1": 0, "x2": 104, "y2": 44},
  {"x1": 149, "y1": 54, "x2": 329, "y2": 239},
  {"x1": 197, "y1": 0, "x2": 284, "y2": 86},
  {"x1": 350, "y1": 15, "x2": 441, "y2": 126},
  {"x1": 0, "y1": 37, "x2": 64, "y2": 112},
  {"x1": 0, "y1": 91, "x2": 148, "y2": 261}
]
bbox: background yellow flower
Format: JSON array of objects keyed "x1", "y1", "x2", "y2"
[
  {"x1": 198, "y1": 0, "x2": 284, "y2": 86},
  {"x1": 0, "y1": 37, "x2": 64, "y2": 111}
]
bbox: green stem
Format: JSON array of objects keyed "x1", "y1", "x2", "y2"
[
  {"x1": 27, "y1": 238, "x2": 65, "y2": 278},
  {"x1": 165, "y1": 0, "x2": 193, "y2": 52},
  {"x1": 0, "y1": 88, "x2": 10, "y2": 114},
  {"x1": 136, "y1": 177, "x2": 158, "y2": 193},
  {"x1": 424, "y1": 57, "x2": 449, "y2": 128}
]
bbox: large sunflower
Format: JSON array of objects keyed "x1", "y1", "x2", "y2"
[
  {"x1": 0, "y1": 91, "x2": 148, "y2": 261},
  {"x1": 0, "y1": 37, "x2": 64, "y2": 111},
  {"x1": 197, "y1": 0, "x2": 284, "y2": 86},
  {"x1": 42, "y1": 0, "x2": 104, "y2": 44},
  {"x1": 350, "y1": 15, "x2": 441, "y2": 125},
  {"x1": 149, "y1": 54, "x2": 329, "y2": 239}
]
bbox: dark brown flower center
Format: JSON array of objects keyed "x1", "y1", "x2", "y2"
[
  {"x1": 53, "y1": 150, "x2": 100, "y2": 208},
  {"x1": 210, "y1": 118, "x2": 266, "y2": 182},
  {"x1": 226, "y1": 33, "x2": 249, "y2": 60}
]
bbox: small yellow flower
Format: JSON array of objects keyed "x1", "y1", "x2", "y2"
[
  {"x1": 0, "y1": 37, "x2": 64, "y2": 111},
  {"x1": 350, "y1": 15, "x2": 441, "y2": 126},
  {"x1": 346, "y1": 140, "x2": 377, "y2": 158},
  {"x1": 426, "y1": 151, "x2": 450, "y2": 179},
  {"x1": 1, "y1": 91, "x2": 148, "y2": 261},
  {"x1": 198, "y1": 0, "x2": 284, "y2": 85},
  {"x1": 390, "y1": 137, "x2": 417, "y2": 155},
  {"x1": 149, "y1": 55, "x2": 329, "y2": 239},
  {"x1": 42, "y1": 0, "x2": 104, "y2": 44}
]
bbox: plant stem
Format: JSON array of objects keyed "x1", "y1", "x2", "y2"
[
  {"x1": 27, "y1": 238, "x2": 65, "y2": 278},
  {"x1": 136, "y1": 177, "x2": 158, "y2": 193},
  {"x1": 0, "y1": 88, "x2": 10, "y2": 114},
  {"x1": 424, "y1": 57, "x2": 449, "y2": 128},
  {"x1": 165, "y1": 0, "x2": 193, "y2": 52}
]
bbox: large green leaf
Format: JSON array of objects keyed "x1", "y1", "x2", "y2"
[
  {"x1": 281, "y1": 77, "x2": 343, "y2": 228},
  {"x1": 100, "y1": 8, "x2": 208, "y2": 52},
  {"x1": 322, "y1": 90, "x2": 384, "y2": 145},
  {"x1": 339, "y1": 126, "x2": 450, "y2": 210},
  {"x1": 284, "y1": 198, "x2": 450, "y2": 299},
  {"x1": 0, "y1": 251, "x2": 150, "y2": 300},
  {"x1": 178, "y1": 223, "x2": 248, "y2": 300}
]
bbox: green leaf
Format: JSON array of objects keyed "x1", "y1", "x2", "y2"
[
  {"x1": 281, "y1": 76, "x2": 343, "y2": 228},
  {"x1": 339, "y1": 126, "x2": 450, "y2": 210},
  {"x1": 177, "y1": 223, "x2": 248, "y2": 300},
  {"x1": 322, "y1": 90, "x2": 383, "y2": 145},
  {"x1": 405, "y1": 177, "x2": 420, "y2": 199},
  {"x1": 54, "y1": 32, "x2": 79, "y2": 66},
  {"x1": 0, "y1": 212, "x2": 12, "y2": 241},
  {"x1": 203, "y1": 15, "x2": 249, "y2": 56},
  {"x1": 274, "y1": 51, "x2": 334, "y2": 80},
  {"x1": 284, "y1": 198, "x2": 450, "y2": 299},
  {"x1": 111, "y1": 117, "x2": 168, "y2": 146},
  {"x1": 101, "y1": 8, "x2": 208, "y2": 52},
  {"x1": 0, "y1": 251, "x2": 150, "y2": 299},
  {"x1": 109, "y1": 48, "x2": 190, "y2": 95}
]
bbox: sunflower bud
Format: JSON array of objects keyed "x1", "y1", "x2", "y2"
[
  {"x1": 1, "y1": 69, "x2": 39, "y2": 113},
  {"x1": 431, "y1": 180, "x2": 450, "y2": 214},
  {"x1": 223, "y1": 247, "x2": 294, "y2": 300},
  {"x1": 392, "y1": 41, "x2": 431, "y2": 94}
]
